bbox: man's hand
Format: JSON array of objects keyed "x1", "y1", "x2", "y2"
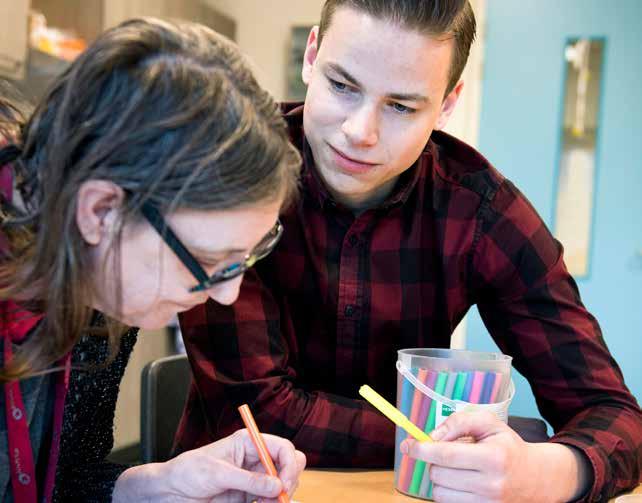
[{"x1": 401, "y1": 411, "x2": 592, "y2": 503}]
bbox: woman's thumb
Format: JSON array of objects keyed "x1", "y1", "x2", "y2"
[{"x1": 215, "y1": 465, "x2": 282, "y2": 497}]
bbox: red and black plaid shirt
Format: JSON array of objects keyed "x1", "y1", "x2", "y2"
[{"x1": 177, "y1": 104, "x2": 641, "y2": 501}]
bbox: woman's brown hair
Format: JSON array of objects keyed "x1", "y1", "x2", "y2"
[{"x1": 0, "y1": 18, "x2": 300, "y2": 380}]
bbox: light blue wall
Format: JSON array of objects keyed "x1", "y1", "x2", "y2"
[{"x1": 469, "y1": 0, "x2": 642, "y2": 422}]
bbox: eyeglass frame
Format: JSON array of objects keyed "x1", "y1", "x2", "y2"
[{"x1": 140, "y1": 202, "x2": 283, "y2": 293}]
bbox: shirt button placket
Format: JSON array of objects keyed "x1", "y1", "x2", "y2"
[{"x1": 336, "y1": 223, "x2": 365, "y2": 381}]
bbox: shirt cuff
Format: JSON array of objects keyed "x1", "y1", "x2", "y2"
[{"x1": 549, "y1": 434, "x2": 606, "y2": 503}]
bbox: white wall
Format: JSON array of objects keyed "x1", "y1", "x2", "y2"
[
  {"x1": 445, "y1": 0, "x2": 486, "y2": 349},
  {"x1": 444, "y1": 0, "x2": 486, "y2": 149},
  {"x1": 206, "y1": 0, "x2": 325, "y2": 101},
  {"x1": 113, "y1": 329, "x2": 171, "y2": 449}
]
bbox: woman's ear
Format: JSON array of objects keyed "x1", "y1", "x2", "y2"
[{"x1": 76, "y1": 180, "x2": 125, "y2": 246}]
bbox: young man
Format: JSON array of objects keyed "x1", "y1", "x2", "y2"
[{"x1": 177, "y1": 1, "x2": 642, "y2": 501}]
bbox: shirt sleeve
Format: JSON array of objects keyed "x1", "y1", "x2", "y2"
[
  {"x1": 53, "y1": 330, "x2": 138, "y2": 502},
  {"x1": 178, "y1": 268, "x2": 395, "y2": 467},
  {"x1": 472, "y1": 179, "x2": 642, "y2": 502}
]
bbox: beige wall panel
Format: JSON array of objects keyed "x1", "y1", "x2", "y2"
[
  {"x1": 32, "y1": 0, "x2": 103, "y2": 42},
  {"x1": 0, "y1": 0, "x2": 30, "y2": 80},
  {"x1": 113, "y1": 329, "x2": 171, "y2": 450},
  {"x1": 207, "y1": 0, "x2": 325, "y2": 101}
]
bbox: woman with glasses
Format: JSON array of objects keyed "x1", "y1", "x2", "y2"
[{"x1": 0, "y1": 18, "x2": 304, "y2": 502}]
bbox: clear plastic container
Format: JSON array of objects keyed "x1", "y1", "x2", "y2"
[{"x1": 394, "y1": 348, "x2": 513, "y2": 500}]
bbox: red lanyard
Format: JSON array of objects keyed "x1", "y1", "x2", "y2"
[
  {"x1": 3, "y1": 318, "x2": 71, "y2": 503},
  {"x1": 1, "y1": 167, "x2": 72, "y2": 501}
]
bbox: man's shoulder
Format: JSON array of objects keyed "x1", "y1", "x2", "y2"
[
  {"x1": 427, "y1": 132, "x2": 543, "y2": 229},
  {"x1": 280, "y1": 102, "x2": 304, "y2": 126},
  {"x1": 280, "y1": 102, "x2": 304, "y2": 117},
  {"x1": 427, "y1": 130, "x2": 505, "y2": 202},
  {"x1": 280, "y1": 102, "x2": 305, "y2": 149}
]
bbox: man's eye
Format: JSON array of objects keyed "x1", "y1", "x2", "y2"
[
  {"x1": 390, "y1": 102, "x2": 417, "y2": 114},
  {"x1": 329, "y1": 78, "x2": 350, "y2": 93}
]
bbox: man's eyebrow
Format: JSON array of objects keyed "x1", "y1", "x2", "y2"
[
  {"x1": 325, "y1": 62, "x2": 431, "y2": 105},
  {"x1": 326, "y1": 62, "x2": 363, "y2": 88},
  {"x1": 387, "y1": 92, "x2": 430, "y2": 105}
]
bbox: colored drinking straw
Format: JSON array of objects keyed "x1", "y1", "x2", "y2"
[
  {"x1": 419, "y1": 371, "x2": 459, "y2": 498},
  {"x1": 394, "y1": 367, "x2": 418, "y2": 471},
  {"x1": 408, "y1": 371, "x2": 448, "y2": 495},
  {"x1": 397, "y1": 369, "x2": 434, "y2": 490},
  {"x1": 422, "y1": 370, "x2": 488, "y2": 498},
  {"x1": 480, "y1": 371, "x2": 496, "y2": 404},
  {"x1": 238, "y1": 404, "x2": 289, "y2": 503},
  {"x1": 468, "y1": 371, "x2": 485, "y2": 404},
  {"x1": 490, "y1": 372, "x2": 503, "y2": 402},
  {"x1": 358, "y1": 385, "x2": 433, "y2": 443}
]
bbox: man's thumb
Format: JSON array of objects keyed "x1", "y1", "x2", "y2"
[{"x1": 430, "y1": 410, "x2": 503, "y2": 442}]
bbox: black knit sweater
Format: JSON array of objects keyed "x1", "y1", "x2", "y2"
[{"x1": 53, "y1": 329, "x2": 138, "y2": 502}]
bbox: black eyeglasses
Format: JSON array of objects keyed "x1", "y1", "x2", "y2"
[{"x1": 141, "y1": 202, "x2": 283, "y2": 293}]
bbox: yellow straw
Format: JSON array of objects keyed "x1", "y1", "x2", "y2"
[{"x1": 359, "y1": 385, "x2": 433, "y2": 443}]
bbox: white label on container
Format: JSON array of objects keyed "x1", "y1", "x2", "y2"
[
  {"x1": 435, "y1": 401, "x2": 477, "y2": 428},
  {"x1": 435, "y1": 401, "x2": 454, "y2": 428}
]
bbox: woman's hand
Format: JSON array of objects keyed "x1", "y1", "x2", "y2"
[
  {"x1": 401, "y1": 411, "x2": 592, "y2": 503},
  {"x1": 113, "y1": 428, "x2": 306, "y2": 502}
]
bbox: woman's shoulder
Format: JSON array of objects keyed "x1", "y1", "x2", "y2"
[
  {"x1": 59, "y1": 327, "x2": 140, "y2": 456},
  {"x1": 71, "y1": 325, "x2": 139, "y2": 368},
  {"x1": 54, "y1": 328, "x2": 140, "y2": 501}
]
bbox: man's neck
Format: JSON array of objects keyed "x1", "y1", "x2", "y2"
[{"x1": 328, "y1": 176, "x2": 398, "y2": 215}]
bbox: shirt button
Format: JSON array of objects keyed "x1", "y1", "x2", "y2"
[{"x1": 344, "y1": 304, "x2": 355, "y2": 317}]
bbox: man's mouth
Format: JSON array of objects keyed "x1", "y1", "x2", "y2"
[{"x1": 327, "y1": 143, "x2": 379, "y2": 173}]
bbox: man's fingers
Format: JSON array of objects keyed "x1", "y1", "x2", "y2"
[
  {"x1": 404, "y1": 438, "x2": 494, "y2": 470},
  {"x1": 430, "y1": 411, "x2": 506, "y2": 442}
]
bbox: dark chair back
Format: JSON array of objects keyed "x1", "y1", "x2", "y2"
[
  {"x1": 508, "y1": 415, "x2": 550, "y2": 442},
  {"x1": 140, "y1": 354, "x2": 191, "y2": 463}
]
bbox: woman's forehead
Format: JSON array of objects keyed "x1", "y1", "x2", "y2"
[{"x1": 165, "y1": 203, "x2": 281, "y2": 253}]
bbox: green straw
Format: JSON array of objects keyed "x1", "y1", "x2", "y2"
[
  {"x1": 407, "y1": 371, "x2": 448, "y2": 495},
  {"x1": 422, "y1": 371, "x2": 468, "y2": 498}
]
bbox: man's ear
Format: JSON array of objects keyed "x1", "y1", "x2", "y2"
[
  {"x1": 434, "y1": 80, "x2": 465, "y2": 131},
  {"x1": 301, "y1": 26, "x2": 320, "y2": 85},
  {"x1": 76, "y1": 180, "x2": 125, "y2": 246}
]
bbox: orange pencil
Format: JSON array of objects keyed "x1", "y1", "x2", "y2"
[{"x1": 238, "y1": 404, "x2": 289, "y2": 503}]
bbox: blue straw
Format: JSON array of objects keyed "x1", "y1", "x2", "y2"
[
  {"x1": 461, "y1": 371, "x2": 474, "y2": 401},
  {"x1": 481, "y1": 371, "x2": 496, "y2": 404}
]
